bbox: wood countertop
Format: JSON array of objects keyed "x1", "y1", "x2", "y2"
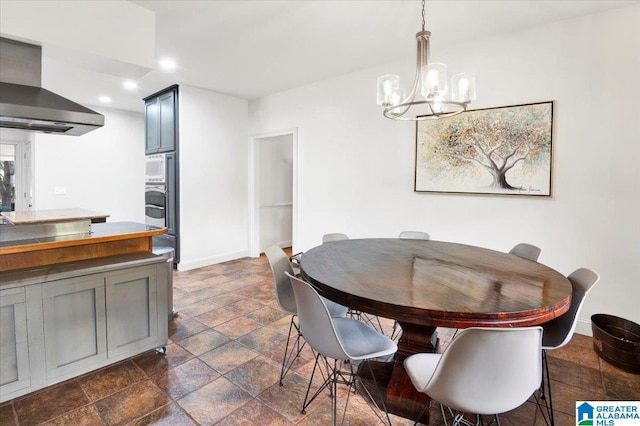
[
  {"x1": 0, "y1": 222, "x2": 166, "y2": 254},
  {"x1": 0, "y1": 252, "x2": 166, "y2": 289},
  {"x1": 1, "y1": 208, "x2": 109, "y2": 225},
  {"x1": 0, "y1": 222, "x2": 167, "y2": 272}
]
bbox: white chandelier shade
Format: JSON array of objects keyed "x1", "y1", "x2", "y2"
[{"x1": 377, "y1": 3, "x2": 476, "y2": 121}]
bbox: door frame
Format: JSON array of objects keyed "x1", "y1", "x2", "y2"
[{"x1": 248, "y1": 128, "x2": 298, "y2": 257}]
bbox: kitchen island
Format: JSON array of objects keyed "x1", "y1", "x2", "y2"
[
  {"x1": 0, "y1": 211, "x2": 170, "y2": 403},
  {"x1": 0, "y1": 209, "x2": 167, "y2": 272}
]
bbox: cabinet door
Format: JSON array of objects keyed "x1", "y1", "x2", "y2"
[
  {"x1": 145, "y1": 98, "x2": 160, "y2": 154},
  {"x1": 105, "y1": 266, "x2": 158, "y2": 359},
  {"x1": 0, "y1": 287, "x2": 30, "y2": 398},
  {"x1": 158, "y1": 90, "x2": 176, "y2": 152},
  {"x1": 42, "y1": 277, "x2": 107, "y2": 382},
  {"x1": 165, "y1": 151, "x2": 177, "y2": 236}
]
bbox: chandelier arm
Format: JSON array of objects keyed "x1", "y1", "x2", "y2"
[
  {"x1": 383, "y1": 99, "x2": 468, "y2": 121},
  {"x1": 422, "y1": 31, "x2": 430, "y2": 72},
  {"x1": 389, "y1": 32, "x2": 425, "y2": 119}
]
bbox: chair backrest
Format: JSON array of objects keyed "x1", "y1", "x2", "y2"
[
  {"x1": 264, "y1": 245, "x2": 297, "y2": 315},
  {"x1": 286, "y1": 272, "x2": 349, "y2": 361},
  {"x1": 399, "y1": 231, "x2": 430, "y2": 240},
  {"x1": 542, "y1": 268, "x2": 600, "y2": 349},
  {"x1": 322, "y1": 233, "x2": 349, "y2": 243},
  {"x1": 423, "y1": 327, "x2": 542, "y2": 416},
  {"x1": 509, "y1": 243, "x2": 541, "y2": 262}
]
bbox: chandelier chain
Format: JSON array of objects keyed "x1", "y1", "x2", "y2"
[{"x1": 421, "y1": 0, "x2": 426, "y2": 32}]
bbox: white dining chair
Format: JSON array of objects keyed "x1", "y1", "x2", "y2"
[
  {"x1": 322, "y1": 233, "x2": 349, "y2": 243},
  {"x1": 287, "y1": 272, "x2": 397, "y2": 426},
  {"x1": 509, "y1": 243, "x2": 541, "y2": 262},
  {"x1": 264, "y1": 245, "x2": 348, "y2": 386},
  {"x1": 399, "y1": 231, "x2": 431, "y2": 240},
  {"x1": 404, "y1": 327, "x2": 543, "y2": 426},
  {"x1": 536, "y1": 268, "x2": 600, "y2": 426},
  {"x1": 320, "y1": 233, "x2": 387, "y2": 334}
]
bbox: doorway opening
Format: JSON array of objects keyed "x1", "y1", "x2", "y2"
[
  {"x1": 249, "y1": 129, "x2": 297, "y2": 257},
  {"x1": 0, "y1": 129, "x2": 33, "y2": 213}
]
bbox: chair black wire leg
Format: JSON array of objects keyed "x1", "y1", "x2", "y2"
[
  {"x1": 413, "y1": 400, "x2": 430, "y2": 426},
  {"x1": 280, "y1": 315, "x2": 305, "y2": 386},
  {"x1": 301, "y1": 353, "x2": 322, "y2": 414},
  {"x1": 339, "y1": 360, "x2": 349, "y2": 426},
  {"x1": 544, "y1": 350, "x2": 554, "y2": 426},
  {"x1": 279, "y1": 315, "x2": 295, "y2": 386},
  {"x1": 533, "y1": 350, "x2": 553, "y2": 426},
  {"x1": 367, "y1": 360, "x2": 392, "y2": 426},
  {"x1": 347, "y1": 360, "x2": 392, "y2": 426},
  {"x1": 319, "y1": 352, "x2": 334, "y2": 397},
  {"x1": 373, "y1": 315, "x2": 385, "y2": 335},
  {"x1": 440, "y1": 403, "x2": 449, "y2": 426},
  {"x1": 390, "y1": 321, "x2": 401, "y2": 341}
]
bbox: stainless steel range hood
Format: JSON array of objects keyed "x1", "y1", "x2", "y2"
[
  {"x1": 0, "y1": 38, "x2": 104, "y2": 136},
  {"x1": 0, "y1": 82, "x2": 105, "y2": 135}
]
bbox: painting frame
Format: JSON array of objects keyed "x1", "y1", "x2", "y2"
[{"x1": 414, "y1": 101, "x2": 554, "y2": 196}]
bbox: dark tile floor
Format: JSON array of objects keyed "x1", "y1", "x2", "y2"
[{"x1": 1, "y1": 253, "x2": 638, "y2": 425}]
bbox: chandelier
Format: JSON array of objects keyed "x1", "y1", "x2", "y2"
[{"x1": 376, "y1": 0, "x2": 476, "y2": 120}]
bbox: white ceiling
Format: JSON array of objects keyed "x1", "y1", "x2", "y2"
[{"x1": 37, "y1": 0, "x2": 638, "y2": 113}]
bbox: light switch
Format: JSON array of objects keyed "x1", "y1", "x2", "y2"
[{"x1": 54, "y1": 186, "x2": 67, "y2": 195}]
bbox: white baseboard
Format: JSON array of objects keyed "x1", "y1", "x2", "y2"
[
  {"x1": 177, "y1": 249, "x2": 250, "y2": 271},
  {"x1": 260, "y1": 240, "x2": 292, "y2": 252},
  {"x1": 575, "y1": 318, "x2": 593, "y2": 337},
  {"x1": 276, "y1": 240, "x2": 292, "y2": 248}
]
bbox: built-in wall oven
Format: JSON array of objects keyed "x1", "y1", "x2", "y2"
[
  {"x1": 145, "y1": 153, "x2": 177, "y2": 316},
  {"x1": 145, "y1": 152, "x2": 178, "y2": 263},
  {"x1": 145, "y1": 153, "x2": 167, "y2": 228},
  {"x1": 145, "y1": 184, "x2": 166, "y2": 227}
]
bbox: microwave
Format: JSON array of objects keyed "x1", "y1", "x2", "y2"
[{"x1": 145, "y1": 153, "x2": 166, "y2": 183}]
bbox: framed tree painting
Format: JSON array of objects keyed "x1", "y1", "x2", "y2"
[{"x1": 415, "y1": 101, "x2": 553, "y2": 196}]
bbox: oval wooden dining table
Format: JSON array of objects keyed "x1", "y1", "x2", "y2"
[{"x1": 299, "y1": 238, "x2": 572, "y2": 423}]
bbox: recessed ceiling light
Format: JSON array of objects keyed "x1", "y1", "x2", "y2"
[
  {"x1": 99, "y1": 96, "x2": 111, "y2": 103},
  {"x1": 123, "y1": 80, "x2": 138, "y2": 90},
  {"x1": 159, "y1": 59, "x2": 177, "y2": 70}
]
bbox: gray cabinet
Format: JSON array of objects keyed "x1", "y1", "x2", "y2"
[
  {"x1": 0, "y1": 287, "x2": 30, "y2": 399},
  {"x1": 144, "y1": 86, "x2": 178, "y2": 154},
  {"x1": 42, "y1": 276, "x2": 107, "y2": 382},
  {"x1": 144, "y1": 85, "x2": 180, "y2": 264},
  {"x1": 0, "y1": 254, "x2": 168, "y2": 403},
  {"x1": 105, "y1": 266, "x2": 158, "y2": 358}
]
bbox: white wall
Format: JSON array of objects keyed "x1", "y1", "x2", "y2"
[
  {"x1": 34, "y1": 106, "x2": 145, "y2": 222},
  {"x1": 249, "y1": 5, "x2": 640, "y2": 334},
  {"x1": 33, "y1": 84, "x2": 250, "y2": 272},
  {"x1": 178, "y1": 85, "x2": 249, "y2": 270}
]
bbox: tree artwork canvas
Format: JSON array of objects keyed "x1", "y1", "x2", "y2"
[{"x1": 415, "y1": 102, "x2": 553, "y2": 196}]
